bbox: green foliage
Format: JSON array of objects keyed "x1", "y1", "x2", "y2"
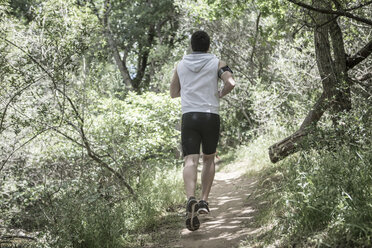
[
  {"x1": 90, "y1": 92, "x2": 181, "y2": 162},
  {"x1": 1, "y1": 0, "x2": 372, "y2": 246},
  {"x1": 34, "y1": 167, "x2": 183, "y2": 248},
  {"x1": 0, "y1": 0, "x2": 9, "y2": 18},
  {"x1": 255, "y1": 0, "x2": 287, "y2": 18},
  {"x1": 0, "y1": 92, "x2": 184, "y2": 247},
  {"x1": 281, "y1": 149, "x2": 372, "y2": 245},
  {"x1": 252, "y1": 107, "x2": 372, "y2": 247},
  {"x1": 110, "y1": 0, "x2": 177, "y2": 45},
  {"x1": 93, "y1": 0, "x2": 180, "y2": 90},
  {"x1": 176, "y1": 0, "x2": 249, "y2": 21}
]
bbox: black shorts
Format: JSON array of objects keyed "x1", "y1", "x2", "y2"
[{"x1": 181, "y1": 112, "x2": 220, "y2": 156}]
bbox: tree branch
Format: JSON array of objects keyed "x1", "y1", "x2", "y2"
[
  {"x1": 221, "y1": 97, "x2": 253, "y2": 125},
  {"x1": 300, "y1": 91, "x2": 328, "y2": 129},
  {"x1": 79, "y1": 126, "x2": 137, "y2": 197},
  {"x1": 51, "y1": 124, "x2": 137, "y2": 197},
  {"x1": 286, "y1": 0, "x2": 372, "y2": 26},
  {"x1": 269, "y1": 129, "x2": 308, "y2": 163},
  {"x1": 345, "y1": 1, "x2": 372, "y2": 11},
  {"x1": 0, "y1": 78, "x2": 37, "y2": 134},
  {"x1": 87, "y1": 0, "x2": 133, "y2": 89},
  {"x1": 0, "y1": 37, "x2": 54, "y2": 80},
  {"x1": 0, "y1": 235, "x2": 36, "y2": 241},
  {"x1": 1, "y1": 128, "x2": 50, "y2": 171},
  {"x1": 346, "y1": 39, "x2": 372, "y2": 69},
  {"x1": 0, "y1": 36, "x2": 84, "y2": 123}
]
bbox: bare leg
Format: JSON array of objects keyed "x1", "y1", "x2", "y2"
[
  {"x1": 201, "y1": 153, "x2": 215, "y2": 201},
  {"x1": 183, "y1": 154, "x2": 200, "y2": 199}
]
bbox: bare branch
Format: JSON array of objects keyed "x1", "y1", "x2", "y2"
[
  {"x1": 286, "y1": 0, "x2": 372, "y2": 26},
  {"x1": 79, "y1": 125, "x2": 137, "y2": 197},
  {"x1": 51, "y1": 124, "x2": 137, "y2": 197},
  {"x1": 0, "y1": 235, "x2": 36, "y2": 241},
  {"x1": 300, "y1": 91, "x2": 328, "y2": 129},
  {"x1": 0, "y1": 79, "x2": 36, "y2": 134},
  {"x1": 0, "y1": 37, "x2": 54, "y2": 79},
  {"x1": 1, "y1": 36, "x2": 84, "y2": 123},
  {"x1": 51, "y1": 127, "x2": 85, "y2": 148},
  {"x1": 222, "y1": 97, "x2": 253, "y2": 125},
  {"x1": 0, "y1": 39, "x2": 135, "y2": 195},
  {"x1": 269, "y1": 129, "x2": 308, "y2": 163},
  {"x1": 1, "y1": 128, "x2": 50, "y2": 171}
]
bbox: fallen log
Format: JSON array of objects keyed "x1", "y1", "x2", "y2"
[{"x1": 269, "y1": 129, "x2": 307, "y2": 163}]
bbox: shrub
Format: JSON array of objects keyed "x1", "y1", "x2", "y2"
[
  {"x1": 268, "y1": 108, "x2": 372, "y2": 247},
  {"x1": 0, "y1": 92, "x2": 185, "y2": 247}
]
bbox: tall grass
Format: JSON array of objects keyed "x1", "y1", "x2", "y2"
[
  {"x1": 278, "y1": 146, "x2": 372, "y2": 247},
  {"x1": 239, "y1": 112, "x2": 372, "y2": 247}
]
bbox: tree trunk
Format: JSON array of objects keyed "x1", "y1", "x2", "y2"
[
  {"x1": 329, "y1": 18, "x2": 351, "y2": 114},
  {"x1": 102, "y1": 0, "x2": 133, "y2": 89},
  {"x1": 132, "y1": 25, "x2": 156, "y2": 91},
  {"x1": 269, "y1": 1, "x2": 352, "y2": 163},
  {"x1": 104, "y1": 30, "x2": 133, "y2": 89}
]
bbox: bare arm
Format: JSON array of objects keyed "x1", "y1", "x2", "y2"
[
  {"x1": 218, "y1": 60, "x2": 236, "y2": 98},
  {"x1": 170, "y1": 67, "x2": 181, "y2": 98}
]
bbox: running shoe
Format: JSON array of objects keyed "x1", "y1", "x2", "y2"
[
  {"x1": 185, "y1": 196, "x2": 200, "y2": 231},
  {"x1": 197, "y1": 200, "x2": 210, "y2": 214}
]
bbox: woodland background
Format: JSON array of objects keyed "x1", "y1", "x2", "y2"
[{"x1": 0, "y1": 0, "x2": 371, "y2": 247}]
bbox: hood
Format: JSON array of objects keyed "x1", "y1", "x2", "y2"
[{"x1": 182, "y1": 53, "x2": 217, "y2": 73}]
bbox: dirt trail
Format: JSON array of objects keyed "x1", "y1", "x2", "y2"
[{"x1": 164, "y1": 165, "x2": 262, "y2": 248}]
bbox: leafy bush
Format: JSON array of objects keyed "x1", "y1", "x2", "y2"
[
  {"x1": 89, "y1": 92, "x2": 181, "y2": 161},
  {"x1": 1, "y1": 92, "x2": 184, "y2": 247},
  {"x1": 37, "y1": 166, "x2": 183, "y2": 248}
]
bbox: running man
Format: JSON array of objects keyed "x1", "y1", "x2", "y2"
[{"x1": 170, "y1": 30, "x2": 236, "y2": 231}]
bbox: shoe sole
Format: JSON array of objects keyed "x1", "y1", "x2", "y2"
[
  {"x1": 197, "y1": 208, "x2": 209, "y2": 215},
  {"x1": 186, "y1": 200, "x2": 200, "y2": 231}
]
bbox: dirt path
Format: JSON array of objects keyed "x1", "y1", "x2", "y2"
[{"x1": 160, "y1": 163, "x2": 263, "y2": 248}]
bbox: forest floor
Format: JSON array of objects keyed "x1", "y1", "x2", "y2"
[{"x1": 144, "y1": 157, "x2": 272, "y2": 248}]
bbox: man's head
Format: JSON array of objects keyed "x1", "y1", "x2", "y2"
[{"x1": 191, "y1": 30, "x2": 210, "y2": 52}]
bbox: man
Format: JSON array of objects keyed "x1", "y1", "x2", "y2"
[{"x1": 170, "y1": 30, "x2": 236, "y2": 231}]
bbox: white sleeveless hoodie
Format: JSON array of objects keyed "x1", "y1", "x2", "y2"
[{"x1": 177, "y1": 53, "x2": 220, "y2": 114}]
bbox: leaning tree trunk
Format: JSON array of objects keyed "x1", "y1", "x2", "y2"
[
  {"x1": 102, "y1": 0, "x2": 133, "y2": 90},
  {"x1": 269, "y1": 1, "x2": 350, "y2": 163}
]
